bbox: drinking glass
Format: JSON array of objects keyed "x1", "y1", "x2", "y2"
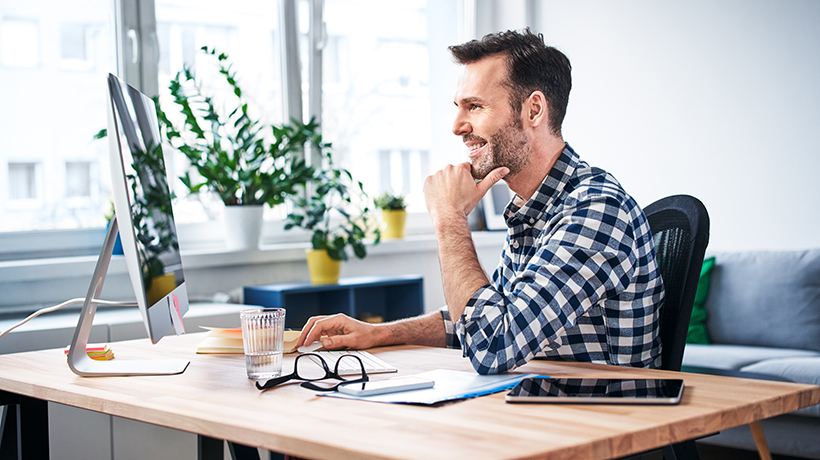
[{"x1": 240, "y1": 308, "x2": 285, "y2": 379}]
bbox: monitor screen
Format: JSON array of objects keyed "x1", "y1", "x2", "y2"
[{"x1": 106, "y1": 73, "x2": 189, "y2": 343}]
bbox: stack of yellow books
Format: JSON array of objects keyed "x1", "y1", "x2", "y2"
[
  {"x1": 196, "y1": 327, "x2": 302, "y2": 354},
  {"x1": 64, "y1": 344, "x2": 114, "y2": 361}
]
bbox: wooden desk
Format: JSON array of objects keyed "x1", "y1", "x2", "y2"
[{"x1": 1, "y1": 333, "x2": 818, "y2": 460}]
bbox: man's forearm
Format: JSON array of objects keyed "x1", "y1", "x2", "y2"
[
  {"x1": 435, "y1": 215, "x2": 491, "y2": 321},
  {"x1": 374, "y1": 311, "x2": 447, "y2": 347}
]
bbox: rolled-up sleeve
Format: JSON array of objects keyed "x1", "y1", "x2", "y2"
[{"x1": 439, "y1": 307, "x2": 462, "y2": 349}]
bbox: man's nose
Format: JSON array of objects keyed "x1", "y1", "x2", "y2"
[{"x1": 452, "y1": 113, "x2": 471, "y2": 137}]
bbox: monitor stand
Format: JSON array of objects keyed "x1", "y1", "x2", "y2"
[{"x1": 67, "y1": 217, "x2": 190, "y2": 377}]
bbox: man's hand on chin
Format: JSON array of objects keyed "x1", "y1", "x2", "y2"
[{"x1": 423, "y1": 163, "x2": 509, "y2": 223}]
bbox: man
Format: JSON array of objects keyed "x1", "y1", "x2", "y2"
[{"x1": 296, "y1": 29, "x2": 664, "y2": 374}]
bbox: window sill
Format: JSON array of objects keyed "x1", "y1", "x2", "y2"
[{"x1": 0, "y1": 231, "x2": 508, "y2": 283}]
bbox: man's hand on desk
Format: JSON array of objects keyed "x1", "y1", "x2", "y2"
[
  {"x1": 296, "y1": 311, "x2": 447, "y2": 350},
  {"x1": 297, "y1": 314, "x2": 382, "y2": 350}
]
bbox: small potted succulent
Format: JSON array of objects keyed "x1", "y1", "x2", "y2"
[{"x1": 374, "y1": 192, "x2": 407, "y2": 240}]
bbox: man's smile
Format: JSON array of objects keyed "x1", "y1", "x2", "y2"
[{"x1": 464, "y1": 135, "x2": 488, "y2": 159}]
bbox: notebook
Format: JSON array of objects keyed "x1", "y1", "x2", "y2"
[{"x1": 196, "y1": 327, "x2": 301, "y2": 354}]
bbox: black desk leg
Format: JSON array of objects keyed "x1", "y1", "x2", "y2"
[
  {"x1": 1, "y1": 405, "x2": 18, "y2": 460},
  {"x1": 0, "y1": 396, "x2": 49, "y2": 460},
  {"x1": 227, "y1": 441, "x2": 261, "y2": 460},
  {"x1": 198, "y1": 435, "x2": 224, "y2": 460},
  {"x1": 197, "y1": 436, "x2": 274, "y2": 460},
  {"x1": 663, "y1": 440, "x2": 701, "y2": 460},
  {"x1": 18, "y1": 396, "x2": 49, "y2": 460}
]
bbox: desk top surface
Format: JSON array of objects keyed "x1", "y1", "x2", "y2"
[{"x1": 1, "y1": 333, "x2": 818, "y2": 460}]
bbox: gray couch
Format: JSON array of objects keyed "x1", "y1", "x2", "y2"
[{"x1": 681, "y1": 249, "x2": 820, "y2": 459}]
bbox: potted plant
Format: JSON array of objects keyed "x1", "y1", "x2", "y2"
[
  {"x1": 285, "y1": 149, "x2": 380, "y2": 284},
  {"x1": 158, "y1": 46, "x2": 315, "y2": 250},
  {"x1": 374, "y1": 192, "x2": 407, "y2": 240}
]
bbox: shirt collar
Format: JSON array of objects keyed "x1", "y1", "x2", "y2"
[{"x1": 505, "y1": 143, "x2": 581, "y2": 227}]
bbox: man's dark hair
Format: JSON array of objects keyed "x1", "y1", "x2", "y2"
[{"x1": 448, "y1": 28, "x2": 571, "y2": 136}]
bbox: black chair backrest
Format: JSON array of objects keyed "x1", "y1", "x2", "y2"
[{"x1": 644, "y1": 195, "x2": 710, "y2": 371}]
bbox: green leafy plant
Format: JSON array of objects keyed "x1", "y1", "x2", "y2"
[
  {"x1": 159, "y1": 46, "x2": 315, "y2": 207},
  {"x1": 285, "y1": 149, "x2": 380, "y2": 261},
  {"x1": 374, "y1": 192, "x2": 406, "y2": 211}
]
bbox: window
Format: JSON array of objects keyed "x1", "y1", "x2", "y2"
[
  {"x1": 154, "y1": 0, "x2": 285, "y2": 224},
  {"x1": 0, "y1": 0, "x2": 469, "y2": 259},
  {"x1": 313, "y1": 0, "x2": 462, "y2": 212},
  {"x1": 59, "y1": 22, "x2": 104, "y2": 71},
  {"x1": 65, "y1": 161, "x2": 92, "y2": 198},
  {"x1": 8, "y1": 162, "x2": 39, "y2": 201},
  {"x1": 60, "y1": 24, "x2": 88, "y2": 60},
  {"x1": 0, "y1": 0, "x2": 115, "y2": 236},
  {"x1": 0, "y1": 18, "x2": 40, "y2": 68}
]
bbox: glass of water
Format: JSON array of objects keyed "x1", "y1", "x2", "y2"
[{"x1": 240, "y1": 308, "x2": 286, "y2": 379}]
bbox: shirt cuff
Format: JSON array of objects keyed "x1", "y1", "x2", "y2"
[{"x1": 438, "y1": 306, "x2": 461, "y2": 349}]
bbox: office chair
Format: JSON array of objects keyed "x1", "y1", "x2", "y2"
[
  {"x1": 644, "y1": 194, "x2": 710, "y2": 373},
  {"x1": 646, "y1": 195, "x2": 773, "y2": 460},
  {"x1": 641, "y1": 195, "x2": 710, "y2": 460}
]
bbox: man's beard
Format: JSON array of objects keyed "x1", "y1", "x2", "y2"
[{"x1": 469, "y1": 115, "x2": 530, "y2": 180}]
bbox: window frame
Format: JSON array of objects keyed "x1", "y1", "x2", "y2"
[{"x1": 0, "y1": 0, "x2": 488, "y2": 264}]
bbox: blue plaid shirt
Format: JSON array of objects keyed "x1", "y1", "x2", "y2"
[{"x1": 441, "y1": 144, "x2": 664, "y2": 374}]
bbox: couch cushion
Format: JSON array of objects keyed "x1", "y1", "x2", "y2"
[
  {"x1": 705, "y1": 250, "x2": 820, "y2": 351},
  {"x1": 741, "y1": 357, "x2": 820, "y2": 418},
  {"x1": 683, "y1": 344, "x2": 820, "y2": 370}
]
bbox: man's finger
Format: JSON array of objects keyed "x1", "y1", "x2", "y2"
[
  {"x1": 322, "y1": 334, "x2": 353, "y2": 350},
  {"x1": 304, "y1": 317, "x2": 335, "y2": 346},
  {"x1": 476, "y1": 166, "x2": 509, "y2": 196},
  {"x1": 296, "y1": 317, "x2": 319, "y2": 347}
]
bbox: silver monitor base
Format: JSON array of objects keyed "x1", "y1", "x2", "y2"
[{"x1": 67, "y1": 217, "x2": 190, "y2": 377}]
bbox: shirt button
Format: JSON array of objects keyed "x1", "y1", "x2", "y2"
[
  {"x1": 512, "y1": 241, "x2": 520, "y2": 249},
  {"x1": 529, "y1": 218, "x2": 535, "y2": 223}
]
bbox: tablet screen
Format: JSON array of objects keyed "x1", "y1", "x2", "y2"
[{"x1": 505, "y1": 378, "x2": 684, "y2": 404}]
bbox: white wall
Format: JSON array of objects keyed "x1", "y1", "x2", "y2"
[{"x1": 538, "y1": 0, "x2": 820, "y2": 252}]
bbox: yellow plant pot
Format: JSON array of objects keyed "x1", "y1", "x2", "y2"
[
  {"x1": 381, "y1": 209, "x2": 407, "y2": 240},
  {"x1": 306, "y1": 249, "x2": 341, "y2": 285}
]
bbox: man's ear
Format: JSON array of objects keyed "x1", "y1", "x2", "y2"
[{"x1": 524, "y1": 91, "x2": 547, "y2": 128}]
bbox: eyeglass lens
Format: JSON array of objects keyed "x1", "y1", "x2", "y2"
[
  {"x1": 295, "y1": 354, "x2": 331, "y2": 381},
  {"x1": 301, "y1": 354, "x2": 368, "y2": 391},
  {"x1": 256, "y1": 353, "x2": 367, "y2": 391}
]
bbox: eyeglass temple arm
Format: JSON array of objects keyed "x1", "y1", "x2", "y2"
[{"x1": 255, "y1": 374, "x2": 295, "y2": 390}]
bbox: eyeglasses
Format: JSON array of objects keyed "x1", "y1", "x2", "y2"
[{"x1": 255, "y1": 352, "x2": 369, "y2": 391}]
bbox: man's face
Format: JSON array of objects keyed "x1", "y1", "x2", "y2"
[{"x1": 452, "y1": 54, "x2": 530, "y2": 180}]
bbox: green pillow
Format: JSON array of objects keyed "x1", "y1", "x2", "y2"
[{"x1": 686, "y1": 256, "x2": 715, "y2": 344}]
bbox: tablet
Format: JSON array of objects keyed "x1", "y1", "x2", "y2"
[{"x1": 505, "y1": 378, "x2": 684, "y2": 405}]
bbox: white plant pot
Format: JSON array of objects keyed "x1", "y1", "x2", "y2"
[{"x1": 223, "y1": 205, "x2": 264, "y2": 251}]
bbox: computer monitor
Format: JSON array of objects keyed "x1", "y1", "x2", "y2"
[{"x1": 67, "y1": 74, "x2": 190, "y2": 376}]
